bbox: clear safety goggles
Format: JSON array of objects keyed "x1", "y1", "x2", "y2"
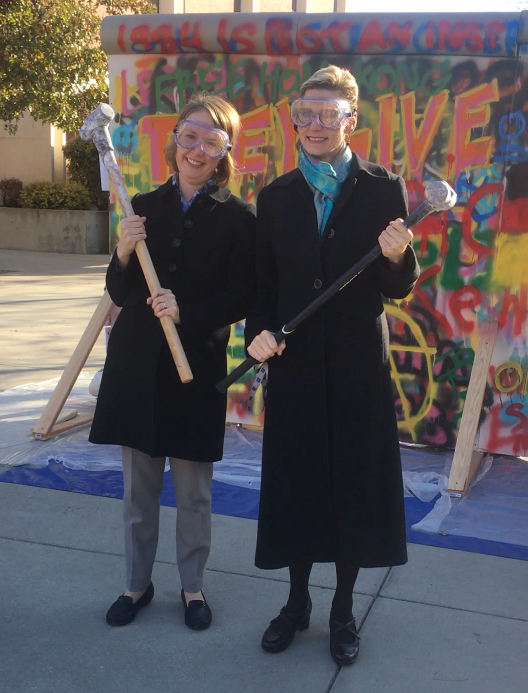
[
  {"x1": 290, "y1": 98, "x2": 353, "y2": 130},
  {"x1": 173, "y1": 119, "x2": 232, "y2": 159}
]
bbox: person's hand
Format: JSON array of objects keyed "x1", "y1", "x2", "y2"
[
  {"x1": 247, "y1": 330, "x2": 286, "y2": 362},
  {"x1": 378, "y1": 218, "x2": 413, "y2": 267},
  {"x1": 116, "y1": 215, "x2": 147, "y2": 264},
  {"x1": 147, "y1": 288, "x2": 181, "y2": 324}
]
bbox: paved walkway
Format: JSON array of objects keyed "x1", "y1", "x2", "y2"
[
  {"x1": 0, "y1": 251, "x2": 527, "y2": 692},
  {"x1": 0, "y1": 250, "x2": 109, "y2": 391}
]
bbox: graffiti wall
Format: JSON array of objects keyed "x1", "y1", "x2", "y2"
[{"x1": 102, "y1": 12, "x2": 528, "y2": 455}]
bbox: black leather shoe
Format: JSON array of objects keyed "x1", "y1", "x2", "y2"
[
  {"x1": 181, "y1": 589, "x2": 212, "y2": 630},
  {"x1": 329, "y1": 616, "x2": 360, "y2": 666},
  {"x1": 106, "y1": 582, "x2": 154, "y2": 626},
  {"x1": 261, "y1": 596, "x2": 312, "y2": 653}
]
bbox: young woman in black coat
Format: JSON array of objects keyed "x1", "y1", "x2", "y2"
[
  {"x1": 89, "y1": 95, "x2": 256, "y2": 630},
  {"x1": 245, "y1": 66, "x2": 419, "y2": 665}
]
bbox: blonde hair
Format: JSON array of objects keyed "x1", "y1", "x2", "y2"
[
  {"x1": 300, "y1": 65, "x2": 359, "y2": 113},
  {"x1": 164, "y1": 94, "x2": 241, "y2": 188}
]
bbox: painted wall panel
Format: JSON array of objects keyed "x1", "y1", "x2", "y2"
[{"x1": 104, "y1": 12, "x2": 528, "y2": 455}]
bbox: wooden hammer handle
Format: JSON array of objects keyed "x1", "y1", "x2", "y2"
[
  {"x1": 110, "y1": 164, "x2": 193, "y2": 383},
  {"x1": 135, "y1": 240, "x2": 193, "y2": 382}
]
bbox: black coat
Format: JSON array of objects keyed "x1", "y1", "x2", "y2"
[
  {"x1": 245, "y1": 154, "x2": 420, "y2": 569},
  {"x1": 89, "y1": 178, "x2": 256, "y2": 462}
]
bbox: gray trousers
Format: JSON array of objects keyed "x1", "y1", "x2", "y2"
[{"x1": 122, "y1": 447, "x2": 213, "y2": 593}]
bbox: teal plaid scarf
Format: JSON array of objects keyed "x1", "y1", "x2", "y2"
[{"x1": 298, "y1": 145, "x2": 352, "y2": 236}]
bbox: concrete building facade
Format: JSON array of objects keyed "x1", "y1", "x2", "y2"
[{"x1": 0, "y1": 113, "x2": 65, "y2": 185}]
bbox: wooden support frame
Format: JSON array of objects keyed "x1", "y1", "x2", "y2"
[
  {"x1": 31, "y1": 291, "x2": 113, "y2": 440},
  {"x1": 31, "y1": 414, "x2": 96, "y2": 441},
  {"x1": 447, "y1": 320, "x2": 499, "y2": 497}
]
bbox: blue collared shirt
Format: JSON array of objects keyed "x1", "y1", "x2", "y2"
[{"x1": 172, "y1": 172, "x2": 216, "y2": 214}]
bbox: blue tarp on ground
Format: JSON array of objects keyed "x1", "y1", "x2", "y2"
[
  {"x1": 3, "y1": 377, "x2": 527, "y2": 562},
  {"x1": 2, "y1": 457, "x2": 527, "y2": 562}
]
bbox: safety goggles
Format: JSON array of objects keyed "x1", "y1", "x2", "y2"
[
  {"x1": 173, "y1": 119, "x2": 232, "y2": 159},
  {"x1": 290, "y1": 98, "x2": 353, "y2": 130}
]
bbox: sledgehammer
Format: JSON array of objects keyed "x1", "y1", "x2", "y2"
[
  {"x1": 216, "y1": 179, "x2": 457, "y2": 393},
  {"x1": 80, "y1": 104, "x2": 193, "y2": 383}
]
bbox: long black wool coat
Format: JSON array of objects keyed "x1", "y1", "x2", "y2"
[
  {"x1": 245, "y1": 153, "x2": 420, "y2": 570},
  {"x1": 90, "y1": 178, "x2": 256, "y2": 462}
]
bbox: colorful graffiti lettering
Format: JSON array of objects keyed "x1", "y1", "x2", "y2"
[
  {"x1": 105, "y1": 15, "x2": 528, "y2": 457},
  {"x1": 105, "y1": 15, "x2": 520, "y2": 58}
]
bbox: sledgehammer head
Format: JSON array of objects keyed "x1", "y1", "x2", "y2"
[
  {"x1": 79, "y1": 104, "x2": 115, "y2": 161},
  {"x1": 79, "y1": 103, "x2": 114, "y2": 142},
  {"x1": 424, "y1": 180, "x2": 457, "y2": 212},
  {"x1": 403, "y1": 180, "x2": 457, "y2": 230}
]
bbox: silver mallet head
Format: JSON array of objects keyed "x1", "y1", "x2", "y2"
[
  {"x1": 79, "y1": 104, "x2": 115, "y2": 160},
  {"x1": 404, "y1": 180, "x2": 458, "y2": 229},
  {"x1": 424, "y1": 180, "x2": 457, "y2": 212},
  {"x1": 79, "y1": 103, "x2": 114, "y2": 142}
]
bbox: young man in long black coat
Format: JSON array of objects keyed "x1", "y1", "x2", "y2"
[{"x1": 245, "y1": 66, "x2": 420, "y2": 665}]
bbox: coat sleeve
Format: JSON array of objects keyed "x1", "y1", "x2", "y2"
[
  {"x1": 374, "y1": 176, "x2": 420, "y2": 299},
  {"x1": 104, "y1": 195, "x2": 142, "y2": 307},
  {"x1": 244, "y1": 188, "x2": 280, "y2": 350},
  {"x1": 177, "y1": 207, "x2": 257, "y2": 336}
]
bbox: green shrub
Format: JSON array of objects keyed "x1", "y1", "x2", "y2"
[
  {"x1": 0, "y1": 177, "x2": 23, "y2": 207},
  {"x1": 63, "y1": 182, "x2": 91, "y2": 210},
  {"x1": 63, "y1": 137, "x2": 109, "y2": 211},
  {"x1": 19, "y1": 180, "x2": 91, "y2": 210},
  {"x1": 20, "y1": 182, "x2": 65, "y2": 209}
]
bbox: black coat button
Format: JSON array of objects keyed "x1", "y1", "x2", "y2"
[
  {"x1": 184, "y1": 219, "x2": 193, "y2": 229},
  {"x1": 168, "y1": 263, "x2": 177, "y2": 273},
  {"x1": 314, "y1": 279, "x2": 323, "y2": 289},
  {"x1": 172, "y1": 238, "x2": 181, "y2": 248},
  {"x1": 328, "y1": 228, "x2": 335, "y2": 239}
]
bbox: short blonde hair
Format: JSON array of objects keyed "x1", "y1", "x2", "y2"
[
  {"x1": 164, "y1": 94, "x2": 241, "y2": 188},
  {"x1": 300, "y1": 65, "x2": 359, "y2": 113}
]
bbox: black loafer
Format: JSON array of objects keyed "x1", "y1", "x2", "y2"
[
  {"x1": 329, "y1": 616, "x2": 360, "y2": 666},
  {"x1": 106, "y1": 582, "x2": 154, "y2": 627},
  {"x1": 181, "y1": 589, "x2": 212, "y2": 630},
  {"x1": 261, "y1": 596, "x2": 312, "y2": 653}
]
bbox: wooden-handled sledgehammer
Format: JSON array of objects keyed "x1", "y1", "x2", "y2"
[{"x1": 79, "y1": 103, "x2": 193, "y2": 384}]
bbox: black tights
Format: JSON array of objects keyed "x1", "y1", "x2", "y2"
[{"x1": 286, "y1": 561, "x2": 360, "y2": 621}]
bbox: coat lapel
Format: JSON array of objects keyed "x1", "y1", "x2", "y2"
[
  {"x1": 208, "y1": 186, "x2": 231, "y2": 203},
  {"x1": 157, "y1": 177, "x2": 181, "y2": 210},
  {"x1": 290, "y1": 169, "x2": 320, "y2": 242},
  {"x1": 156, "y1": 177, "x2": 183, "y2": 236}
]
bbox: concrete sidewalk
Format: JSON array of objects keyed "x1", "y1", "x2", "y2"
[
  {"x1": 1, "y1": 482, "x2": 527, "y2": 693},
  {"x1": 0, "y1": 250, "x2": 109, "y2": 391},
  {"x1": 0, "y1": 250, "x2": 527, "y2": 692}
]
